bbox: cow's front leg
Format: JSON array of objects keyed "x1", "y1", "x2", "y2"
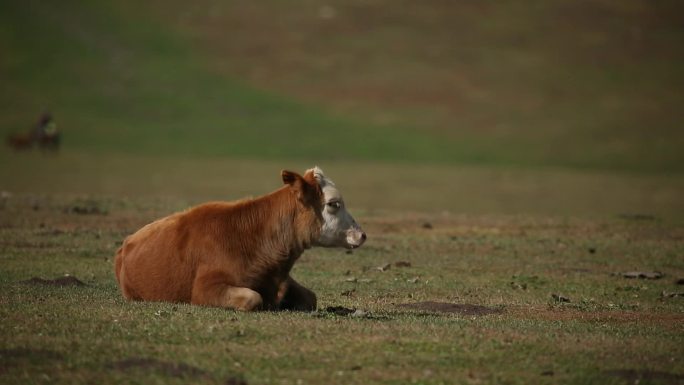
[
  {"x1": 277, "y1": 276, "x2": 317, "y2": 311},
  {"x1": 191, "y1": 269, "x2": 263, "y2": 311}
]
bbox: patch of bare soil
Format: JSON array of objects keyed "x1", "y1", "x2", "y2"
[
  {"x1": 397, "y1": 302, "x2": 503, "y2": 316},
  {"x1": 617, "y1": 271, "x2": 664, "y2": 280},
  {"x1": 605, "y1": 369, "x2": 684, "y2": 385},
  {"x1": 225, "y1": 377, "x2": 248, "y2": 385},
  {"x1": 64, "y1": 201, "x2": 108, "y2": 215},
  {"x1": 510, "y1": 306, "x2": 684, "y2": 330},
  {"x1": 0, "y1": 348, "x2": 63, "y2": 360},
  {"x1": 326, "y1": 306, "x2": 355, "y2": 316},
  {"x1": 617, "y1": 213, "x2": 657, "y2": 221},
  {"x1": 323, "y1": 306, "x2": 389, "y2": 320},
  {"x1": 0, "y1": 348, "x2": 63, "y2": 373},
  {"x1": 0, "y1": 241, "x2": 58, "y2": 249},
  {"x1": 20, "y1": 276, "x2": 85, "y2": 287},
  {"x1": 108, "y1": 357, "x2": 210, "y2": 379}
]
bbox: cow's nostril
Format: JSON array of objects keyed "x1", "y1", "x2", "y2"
[{"x1": 361, "y1": 233, "x2": 367, "y2": 241}]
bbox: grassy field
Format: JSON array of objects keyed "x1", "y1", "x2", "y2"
[
  {"x1": 1, "y1": 0, "x2": 684, "y2": 384},
  {"x1": 1, "y1": 186, "x2": 683, "y2": 384}
]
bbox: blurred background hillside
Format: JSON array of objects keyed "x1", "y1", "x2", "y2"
[{"x1": 1, "y1": 0, "x2": 683, "y2": 216}]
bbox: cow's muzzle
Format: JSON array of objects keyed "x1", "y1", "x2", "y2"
[{"x1": 346, "y1": 228, "x2": 367, "y2": 249}]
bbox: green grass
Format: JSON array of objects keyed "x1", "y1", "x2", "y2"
[
  {"x1": 1, "y1": 193, "x2": 683, "y2": 384},
  {"x1": 1, "y1": 152, "x2": 683, "y2": 218}
]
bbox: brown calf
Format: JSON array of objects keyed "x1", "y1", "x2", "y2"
[{"x1": 114, "y1": 169, "x2": 324, "y2": 311}]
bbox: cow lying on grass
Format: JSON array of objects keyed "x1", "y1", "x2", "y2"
[{"x1": 114, "y1": 167, "x2": 365, "y2": 311}]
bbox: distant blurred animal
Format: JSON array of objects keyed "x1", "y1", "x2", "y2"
[
  {"x1": 34, "y1": 112, "x2": 60, "y2": 150},
  {"x1": 5, "y1": 112, "x2": 60, "y2": 151},
  {"x1": 5, "y1": 132, "x2": 34, "y2": 150}
]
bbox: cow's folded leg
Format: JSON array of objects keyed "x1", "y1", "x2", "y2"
[
  {"x1": 278, "y1": 276, "x2": 317, "y2": 311},
  {"x1": 191, "y1": 270, "x2": 263, "y2": 311}
]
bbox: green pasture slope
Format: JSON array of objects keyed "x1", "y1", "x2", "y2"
[
  {"x1": 0, "y1": 0, "x2": 448, "y2": 163},
  {"x1": 147, "y1": 0, "x2": 684, "y2": 173},
  {"x1": 1, "y1": 1, "x2": 684, "y2": 384}
]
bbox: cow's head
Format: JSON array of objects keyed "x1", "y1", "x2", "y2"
[{"x1": 306, "y1": 167, "x2": 366, "y2": 249}]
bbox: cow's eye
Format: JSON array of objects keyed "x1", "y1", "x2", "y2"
[{"x1": 327, "y1": 201, "x2": 341, "y2": 210}]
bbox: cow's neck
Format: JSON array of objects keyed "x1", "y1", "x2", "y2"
[
  {"x1": 248, "y1": 186, "x2": 319, "y2": 270},
  {"x1": 235, "y1": 187, "x2": 319, "y2": 301}
]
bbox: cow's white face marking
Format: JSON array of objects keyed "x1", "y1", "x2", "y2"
[{"x1": 310, "y1": 167, "x2": 366, "y2": 249}]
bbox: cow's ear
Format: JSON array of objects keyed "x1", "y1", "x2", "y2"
[
  {"x1": 281, "y1": 170, "x2": 302, "y2": 186},
  {"x1": 302, "y1": 169, "x2": 317, "y2": 184},
  {"x1": 282, "y1": 169, "x2": 321, "y2": 205}
]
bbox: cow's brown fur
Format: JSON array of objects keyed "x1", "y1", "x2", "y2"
[{"x1": 114, "y1": 169, "x2": 323, "y2": 311}]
